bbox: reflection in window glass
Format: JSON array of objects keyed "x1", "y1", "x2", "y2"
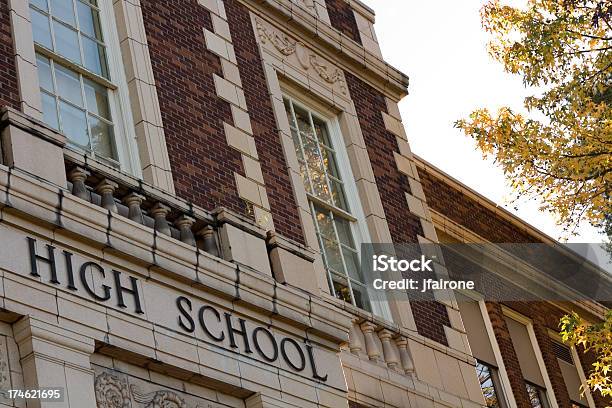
[
  {"x1": 526, "y1": 383, "x2": 550, "y2": 408},
  {"x1": 30, "y1": 0, "x2": 118, "y2": 165},
  {"x1": 476, "y1": 362, "x2": 505, "y2": 408},
  {"x1": 284, "y1": 97, "x2": 370, "y2": 311}
]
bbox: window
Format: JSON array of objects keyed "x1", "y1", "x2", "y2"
[
  {"x1": 30, "y1": 0, "x2": 137, "y2": 171},
  {"x1": 526, "y1": 382, "x2": 550, "y2": 408},
  {"x1": 552, "y1": 340, "x2": 590, "y2": 407},
  {"x1": 283, "y1": 96, "x2": 372, "y2": 311},
  {"x1": 476, "y1": 361, "x2": 507, "y2": 408}
]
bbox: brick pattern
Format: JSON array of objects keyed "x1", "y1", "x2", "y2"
[
  {"x1": 418, "y1": 168, "x2": 539, "y2": 244},
  {"x1": 503, "y1": 301, "x2": 612, "y2": 407},
  {"x1": 140, "y1": 0, "x2": 248, "y2": 216},
  {"x1": 485, "y1": 302, "x2": 533, "y2": 408},
  {"x1": 421, "y1": 165, "x2": 606, "y2": 406},
  {"x1": 224, "y1": 0, "x2": 305, "y2": 244},
  {"x1": 324, "y1": 0, "x2": 362, "y2": 44},
  {"x1": 345, "y1": 71, "x2": 451, "y2": 345},
  {"x1": 0, "y1": 0, "x2": 19, "y2": 110}
]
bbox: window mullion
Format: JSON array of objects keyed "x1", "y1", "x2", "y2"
[
  {"x1": 48, "y1": 59, "x2": 62, "y2": 132},
  {"x1": 78, "y1": 72, "x2": 93, "y2": 153},
  {"x1": 307, "y1": 110, "x2": 335, "y2": 206},
  {"x1": 328, "y1": 210, "x2": 358, "y2": 307},
  {"x1": 309, "y1": 201, "x2": 337, "y2": 299},
  {"x1": 289, "y1": 99, "x2": 315, "y2": 194}
]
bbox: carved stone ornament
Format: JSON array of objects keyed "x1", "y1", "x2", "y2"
[
  {"x1": 292, "y1": 0, "x2": 318, "y2": 15},
  {"x1": 94, "y1": 372, "x2": 132, "y2": 408},
  {"x1": 131, "y1": 385, "x2": 188, "y2": 408},
  {"x1": 255, "y1": 19, "x2": 347, "y2": 95}
]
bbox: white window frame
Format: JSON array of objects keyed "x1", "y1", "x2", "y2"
[
  {"x1": 457, "y1": 290, "x2": 517, "y2": 408},
  {"x1": 502, "y1": 307, "x2": 559, "y2": 408},
  {"x1": 30, "y1": 0, "x2": 142, "y2": 177},
  {"x1": 548, "y1": 329, "x2": 596, "y2": 408},
  {"x1": 283, "y1": 93, "x2": 392, "y2": 320}
]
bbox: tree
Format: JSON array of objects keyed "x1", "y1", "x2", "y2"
[
  {"x1": 560, "y1": 310, "x2": 612, "y2": 402},
  {"x1": 455, "y1": 0, "x2": 611, "y2": 238}
]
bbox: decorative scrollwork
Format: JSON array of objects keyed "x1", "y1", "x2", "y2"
[
  {"x1": 256, "y1": 20, "x2": 296, "y2": 56},
  {"x1": 94, "y1": 372, "x2": 131, "y2": 408},
  {"x1": 309, "y1": 55, "x2": 347, "y2": 93},
  {"x1": 130, "y1": 385, "x2": 187, "y2": 408},
  {"x1": 255, "y1": 19, "x2": 347, "y2": 94},
  {"x1": 292, "y1": 0, "x2": 318, "y2": 15}
]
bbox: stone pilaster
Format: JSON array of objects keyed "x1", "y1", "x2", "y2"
[{"x1": 13, "y1": 316, "x2": 97, "y2": 408}]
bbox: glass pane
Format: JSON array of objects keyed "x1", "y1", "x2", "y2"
[
  {"x1": 314, "y1": 207, "x2": 334, "y2": 239},
  {"x1": 291, "y1": 128, "x2": 302, "y2": 160},
  {"x1": 343, "y1": 247, "x2": 361, "y2": 281},
  {"x1": 31, "y1": 9, "x2": 53, "y2": 49},
  {"x1": 301, "y1": 131, "x2": 320, "y2": 163},
  {"x1": 77, "y1": 2, "x2": 103, "y2": 40},
  {"x1": 526, "y1": 383, "x2": 546, "y2": 408},
  {"x1": 84, "y1": 79, "x2": 110, "y2": 119},
  {"x1": 36, "y1": 54, "x2": 54, "y2": 92},
  {"x1": 298, "y1": 160, "x2": 311, "y2": 192},
  {"x1": 331, "y1": 274, "x2": 352, "y2": 304},
  {"x1": 89, "y1": 115, "x2": 115, "y2": 159},
  {"x1": 477, "y1": 362, "x2": 500, "y2": 408},
  {"x1": 50, "y1": 0, "x2": 76, "y2": 25},
  {"x1": 335, "y1": 217, "x2": 354, "y2": 247},
  {"x1": 313, "y1": 117, "x2": 332, "y2": 147},
  {"x1": 30, "y1": 0, "x2": 48, "y2": 12},
  {"x1": 321, "y1": 237, "x2": 344, "y2": 274},
  {"x1": 284, "y1": 99, "x2": 296, "y2": 128},
  {"x1": 82, "y1": 36, "x2": 108, "y2": 77},
  {"x1": 41, "y1": 92, "x2": 59, "y2": 129},
  {"x1": 320, "y1": 146, "x2": 340, "y2": 178},
  {"x1": 294, "y1": 105, "x2": 314, "y2": 137},
  {"x1": 330, "y1": 178, "x2": 348, "y2": 210},
  {"x1": 310, "y1": 167, "x2": 331, "y2": 202},
  {"x1": 54, "y1": 21, "x2": 81, "y2": 63},
  {"x1": 55, "y1": 64, "x2": 83, "y2": 106},
  {"x1": 351, "y1": 284, "x2": 370, "y2": 311},
  {"x1": 59, "y1": 101, "x2": 88, "y2": 147}
]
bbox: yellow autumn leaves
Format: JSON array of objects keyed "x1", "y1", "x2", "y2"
[{"x1": 456, "y1": 0, "x2": 611, "y2": 237}]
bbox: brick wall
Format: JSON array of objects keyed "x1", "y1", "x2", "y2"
[
  {"x1": 420, "y1": 165, "x2": 609, "y2": 406},
  {"x1": 418, "y1": 168, "x2": 539, "y2": 243},
  {"x1": 0, "y1": 0, "x2": 19, "y2": 110},
  {"x1": 140, "y1": 0, "x2": 248, "y2": 217},
  {"x1": 324, "y1": 0, "x2": 362, "y2": 45},
  {"x1": 224, "y1": 0, "x2": 305, "y2": 244},
  {"x1": 486, "y1": 302, "x2": 533, "y2": 407},
  {"x1": 345, "y1": 72, "x2": 451, "y2": 345}
]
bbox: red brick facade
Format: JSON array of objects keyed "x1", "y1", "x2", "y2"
[
  {"x1": 420, "y1": 164, "x2": 610, "y2": 407},
  {"x1": 140, "y1": 0, "x2": 249, "y2": 217},
  {"x1": 345, "y1": 72, "x2": 451, "y2": 346},
  {"x1": 225, "y1": 0, "x2": 305, "y2": 244},
  {"x1": 418, "y1": 167, "x2": 539, "y2": 244},
  {"x1": 324, "y1": 0, "x2": 362, "y2": 45},
  {"x1": 0, "y1": 0, "x2": 19, "y2": 110},
  {"x1": 486, "y1": 302, "x2": 533, "y2": 407}
]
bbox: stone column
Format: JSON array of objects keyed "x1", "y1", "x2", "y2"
[{"x1": 13, "y1": 316, "x2": 97, "y2": 408}]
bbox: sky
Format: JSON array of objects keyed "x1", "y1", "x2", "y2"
[{"x1": 362, "y1": 0, "x2": 605, "y2": 243}]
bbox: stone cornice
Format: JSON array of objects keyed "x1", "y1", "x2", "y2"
[
  {"x1": 241, "y1": 0, "x2": 410, "y2": 101},
  {"x1": 0, "y1": 163, "x2": 353, "y2": 344}
]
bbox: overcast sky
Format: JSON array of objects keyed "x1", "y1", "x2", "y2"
[{"x1": 362, "y1": 0, "x2": 605, "y2": 243}]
